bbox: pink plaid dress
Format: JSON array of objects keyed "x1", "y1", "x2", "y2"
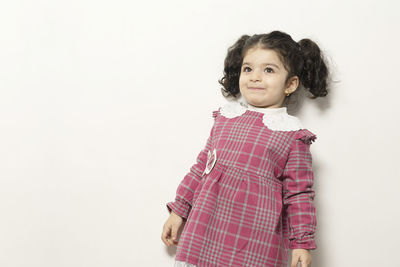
[{"x1": 166, "y1": 100, "x2": 318, "y2": 267}]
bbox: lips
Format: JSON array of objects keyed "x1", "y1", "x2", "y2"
[{"x1": 248, "y1": 87, "x2": 264, "y2": 90}]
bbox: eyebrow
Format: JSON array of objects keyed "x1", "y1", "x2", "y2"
[{"x1": 242, "y1": 62, "x2": 280, "y2": 69}]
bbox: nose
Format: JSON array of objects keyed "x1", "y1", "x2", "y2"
[{"x1": 250, "y1": 69, "x2": 262, "y2": 82}]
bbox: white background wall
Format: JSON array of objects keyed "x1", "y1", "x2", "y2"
[{"x1": 0, "y1": 0, "x2": 399, "y2": 266}]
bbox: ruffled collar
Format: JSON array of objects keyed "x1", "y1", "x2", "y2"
[{"x1": 219, "y1": 95, "x2": 304, "y2": 131}]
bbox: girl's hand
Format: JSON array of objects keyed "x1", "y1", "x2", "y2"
[
  {"x1": 291, "y1": 249, "x2": 312, "y2": 267},
  {"x1": 161, "y1": 211, "x2": 184, "y2": 247}
]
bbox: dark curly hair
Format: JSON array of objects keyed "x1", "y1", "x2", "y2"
[{"x1": 218, "y1": 30, "x2": 330, "y2": 104}]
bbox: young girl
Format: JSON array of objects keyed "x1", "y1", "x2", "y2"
[{"x1": 162, "y1": 30, "x2": 329, "y2": 267}]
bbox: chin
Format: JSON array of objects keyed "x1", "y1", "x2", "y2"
[{"x1": 246, "y1": 97, "x2": 264, "y2": 105}]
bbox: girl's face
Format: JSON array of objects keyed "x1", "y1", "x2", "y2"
[{"x1": 239, "y1": 47, "x2": 299, "y2": 108}]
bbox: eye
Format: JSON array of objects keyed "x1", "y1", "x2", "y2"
[
  {"x1": 242, "y1": 66, "x2": 251, "y2": 72},
  {"x1": 265, "y1": 67, "x2": 274, "y2": 73}
]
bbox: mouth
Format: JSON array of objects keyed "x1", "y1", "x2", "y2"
[{"x1": 248, "y1": 87, "x2": 265, "y2": 90}]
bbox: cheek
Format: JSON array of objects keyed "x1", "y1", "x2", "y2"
[
  {"x1": 239, "y1": 76, "x2": 245, "y2": 87},
  {"x1": 267, "y1": 79, "x2": 281, "y2": 89}
]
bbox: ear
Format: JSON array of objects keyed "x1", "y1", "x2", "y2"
[{"x1": 285, "y1": 76, "x2": 299, "y2": 94}]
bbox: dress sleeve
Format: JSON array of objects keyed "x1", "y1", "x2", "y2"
[
  {"x1": 281, "y1": 129, "x2": 318, "y2": 250},
  {"x1": 166, "y1": 109, "x2": 219, "y2": 221}
]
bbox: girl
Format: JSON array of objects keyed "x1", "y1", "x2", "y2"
[{"x1": 162, "y1": 30, "x2": 330, "y2": 267}]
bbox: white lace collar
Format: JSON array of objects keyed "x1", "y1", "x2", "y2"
[{"x1": 219, "y1": 95, "x2": 304, "y2": 131}]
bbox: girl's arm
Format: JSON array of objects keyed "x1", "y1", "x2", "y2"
[
  {"x1": 166, "y1": 110, "x2": 217, "y2": 221},
  {"x1": 281, "y1": 129, "x2": 318, "y2": 250}
]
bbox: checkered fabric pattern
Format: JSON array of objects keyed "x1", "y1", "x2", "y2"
[{"x1": 167, "y1": 107, "x2": 317, "y2": 267}]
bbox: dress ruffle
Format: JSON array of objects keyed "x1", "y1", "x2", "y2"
[{"x1": 295, "y1": 129, "x2": 317, "y2": 144}]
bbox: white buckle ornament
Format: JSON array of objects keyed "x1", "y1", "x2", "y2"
[{"x1": 202, "y1": 148, "x2": 217, "y2": 176}]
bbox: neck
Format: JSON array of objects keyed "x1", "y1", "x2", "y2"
[{"x1": 237, "y1": 95, "x2": 285, "y2": 110}]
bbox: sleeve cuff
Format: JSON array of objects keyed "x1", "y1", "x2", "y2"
[
  {"x1": 289, "y1": 238, "x2": 317, "y2": 250},
  {"x1": 166, "y1": 198, "x2": 191, "y2": 220}
]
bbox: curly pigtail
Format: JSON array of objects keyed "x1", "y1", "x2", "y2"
[
  {"x1": 298, "y1": 39, "x2": 329, "y2": 98},
  {"x1": 218, "y1": 34, "x2": 250, "y2": 98}
]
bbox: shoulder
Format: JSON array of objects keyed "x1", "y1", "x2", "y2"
[
  {"x1": 218, "y1": 100, "x2": 247, "y2": 118},
  {"x1": 263, "y1": 114, "x2": 303, "y2": 131},
  {"x1": 210, "y1": 100, "x2": 246, "y2": 119},
  {"x1": 211, "y1": 101, "x2": 317, "y2": 137}
]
